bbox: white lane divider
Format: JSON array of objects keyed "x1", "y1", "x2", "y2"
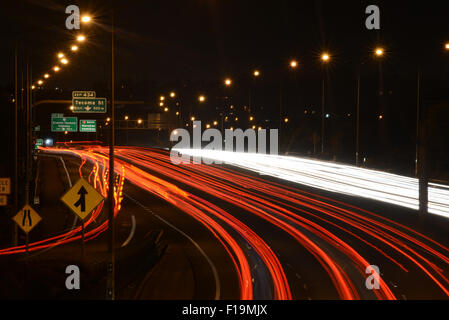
[
  {"x1": 125, "y1": 193, "x2": 221, "y2": 300},
  {"x1": 121, "y1": 215, "x2": 136, "y2": 248}
]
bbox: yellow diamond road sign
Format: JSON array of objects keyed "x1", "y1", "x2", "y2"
[
  {"x1": 12, "y1": 204, "x2": 42, "y2": 234},
  {"x1": 61, "y1": 178, "x2": 104, "y2": 220}
]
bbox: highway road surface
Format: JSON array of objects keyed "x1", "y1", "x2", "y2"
[{"x1": 2, "y1": 144, "x2": 449, "y2": 300}]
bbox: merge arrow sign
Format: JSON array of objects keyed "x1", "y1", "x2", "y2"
[
  {"x1": 74, "y1": 186, "x2": 88, "y2": 212},
  {"x1": 61, "y1": 178, "x2": 104, "y2": 220}
]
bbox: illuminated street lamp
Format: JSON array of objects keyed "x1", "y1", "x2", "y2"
[
  {"x1": 284, "y1": 117, "x2": 289, "y2": 123},
  {"x1": 60, "y1": 58, "x2": 69, "y2": 65},
  {"x1": 44, "y1": 74, "x2": 49, "y2": 79},
  {"x1": 164, "y1": 107, "x2": 169, "y2": 112},
  {"x1": 170, "y1": 92, "x2": 176, "y2": 98},
  {"x1": 191, "y1": 116, "x2": 196, "y2": 121},
  {"x1": 225, "y1": 78, "x2": 232, "y2": 86},
  {"x1": 137, "y1": 118, "x2": 143, "y2": 124},
  {"x1": 71, "y1": 45, "x2": 79, "y2": 52},
  {"x1": 124, "y1": 115, "x2": 129, "y2": 120},
  {"x1": 69, "y1": 105, "x2": 74, "y2": 111},
  {"x1": 290, "y1": 60, "x2": 298, "y2": 68},
  {"x1": 198, "y1": 95, "x2": 205, "y2": 102},
  {"x1": 31, "y1": 85, "x2": 35, "y2": 90},
  {"x1": 375, "y1": 47, "x2": 384, "y2": 57},
  {"x1": 253, "y1": 70, "x2": 260, "y2": 77},
  {"x1": 213, "y1": 121, "x2": 218, "y2": 126},
  {"x1": 53, "y1": 66, "x2": 60, "y2": 72},
  {"x1": 37, "y1": 80, "x2": 43, "y2": 85},
  {"x1": 159, "y1": 102, "x2": 164, "y2": 107},
  {"x1": 445, "y1": 43, "x2": 449, "y2": 50},
  {"x1": 249, "y1": 116, "x2": 254, "y2": 121},
  {"x1": 57, "y1": 52, "x2": 64, "y2": 59},
  {"x1": 77, "y1": 35, "x2": 86, "y2": 42},
  {"x1": 321, "y1": 53, "x2": 330, "y2": 62},
  {"x1": 160, "y1": 96, "x2": 165, "y2": 101},
  {"x1": 81, "y1": 16, "x2": 91, "y2": 23}
]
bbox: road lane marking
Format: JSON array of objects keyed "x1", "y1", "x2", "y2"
[
  {"x1": 121, "y1": 214, "x2": 136, "y2": 248},
  {"x1": 125, "y1": 193, "x2": 221, "y2": 300}
]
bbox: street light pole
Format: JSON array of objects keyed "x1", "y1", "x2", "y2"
[
  {"x1": 321, "y1": 75, "x2": 325, "y2": 155},
  {"x1": 107, "y1": 9, "x2": 116, "y2": 301},
  {"x1": 415, "y1": 69, "x2": 421, "y2": 177},
  {"x1": 13, "y1": 41, "x2": 18, "y2": 246},
  {"x1": 356, "y1": 72, "x2": 361, "y2": 166}
]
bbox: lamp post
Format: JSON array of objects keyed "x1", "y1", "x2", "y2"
[
  {"x1": 321, "y1": 53, "x2": 330, "y2": 155},
  {"x1": 107, "y1": 10, "x2": 116, "y2": 301},
  {"x1": 356, "y1": 47, "x2": 384, "y2": 166}
]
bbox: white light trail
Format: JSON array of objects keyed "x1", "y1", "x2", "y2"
[{"x1": 174, "y1": 149, "x2": 449, "y2": 219}]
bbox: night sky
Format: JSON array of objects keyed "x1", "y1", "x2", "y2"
[{"x1": 1, "y1": 0, "x2": 449, "y2": 176}]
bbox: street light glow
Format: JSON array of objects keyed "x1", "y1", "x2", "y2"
[
  {"x1": 160, "y1": 96, "x2": 165, "y2": 101},
  {"x1": 37, "y1": 80, "x2": 43, "y2": 85},
  {"x1": 290, "y1": 60, "x2": 298, "y2": 68},
  {"x1": 375, "y1": 48, "x2": 384, "y2": 56},
  {"x1": 225, "y1": 78, "x2": 232, "y2": 86},
  {"x1": 81, "y1": 16, "x2": 91, "y2": 23},
  {"x1": 44, "y1": 74, "x2": 49, "y2": 79},
  {"x1": 53, "y1": 66, "x2": 60, "y2": 72},
  {"x1": 445, "y1": 43, "x2": 449, "y2": 50},
  {"x1": 198, "y1": 95, "x2": 206, "y2": 102},
  {"x1": 57, "y1": 52, "x2": 64, "y2": 59},
  {"x1": 253, "y1": 70, "x2": 260, "y2": 77},
  {"x1": 124, "y1": 115, "x2": 129, "y2": 120},
  {"x1": 321, "y1": 53, "x2": 330, "y2": 62},
  {"x1": 60, "y1": 58, "x2": 69, "y2": 64},
  {"x1": 77, "y1": 35, "x2": 86, "y2": 42},
  {"x1": 71, "y1": 45, "x2": 78, "y2": 51},
  {"x1": 170, "y1": 92, "x2": 176, "y2": 98}
]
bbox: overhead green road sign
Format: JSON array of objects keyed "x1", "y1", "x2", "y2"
[
  {"x1": 72, "y1": 98, "x2": 107, "y2": 113},
  {"x1": 72, "y1": 91, "x2": 96, "y2": 98},
  {"x1": 51, "y1": 117, "x2": 78, "y2": 132},
  {"x1": 80, "y1": 120, "x2": 97, "y2": 132},
  {"x1": 35, "y1": 139, "x2": 43, "y2": 150}
]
